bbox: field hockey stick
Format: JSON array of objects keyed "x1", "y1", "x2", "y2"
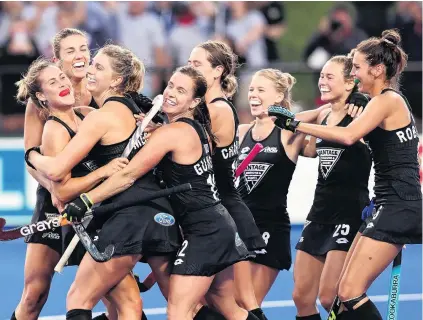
[
  {"x1": 137, "y1": 143, "x2": 265, "y2": 290},
  {"x1": 54, "y1": 183, "x2": 191, "y2": 270},
  {"x1": 327, "y1": 296, "x2": 342, "y2": 320},
  {"x1": 235, "y1": 143, "x2": 264, "y2": 177},
  {"x1": 386, "y1": 250, "x2": 402, "y2": 320}
]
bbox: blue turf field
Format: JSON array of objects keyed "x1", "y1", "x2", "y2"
[{"x1": 1, "y1": 226, "x2": 421, "y2": 319}]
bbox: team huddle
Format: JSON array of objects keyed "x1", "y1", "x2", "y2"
[{"x1": 7, "y1": 26, "x2": 422, "y2": 320}]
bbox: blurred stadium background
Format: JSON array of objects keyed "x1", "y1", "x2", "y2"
[{"x1": 0, "y1": 1, "x2": 421, "y2": 319}]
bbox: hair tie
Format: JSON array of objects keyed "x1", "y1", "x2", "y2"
[{"x1": 383, "y1": 38, "x2": 395, "y2": 47}]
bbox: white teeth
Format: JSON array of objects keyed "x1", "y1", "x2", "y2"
[
  {"x1": 250, "y1": 101, "x2": 261, "y2": 106},
  {"x1": 73, "y1": 62, "x2": 85, "y2": 68},
  {"x1": 87, "y1": 75, "x2": 95, "y2": 83},
  {"x1": 320, "y1": 88, "x2": 330, "y2": 93},
  {"x1": 166, "y1": 99, "x2": 176, "y2": 106}
]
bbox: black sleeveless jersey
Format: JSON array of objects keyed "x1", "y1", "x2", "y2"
[
  {"x1": 36, "y1": 110, "x2": 99, "y2": 215},
  {"x1": 46, "y1": 110, "x2": 99, "y2": 177},
  {"x1": 89, "y1": 96, "x2": 139, "y2": 166},
  {"x1": 89, "y1": 97, "x2": 99, "y2": 109},
  {"x1": 161, "y1": 118, "x2": 220, "y2": 220},
  {"x1": 210, "y1": 97, "x2": 241, "y2": 200},
  {"x1": 364, "y1": 89, "x2": 421, "y2": 203},
  {"x1": 236, "y1": 125, "x2": 296, "y2": 224},
  {"x1": 308, "y1": 113, "x2": 372, "y2": 224}
]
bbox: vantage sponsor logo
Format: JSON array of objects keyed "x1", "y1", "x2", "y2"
[
  {"x1": 243, "y1": 162, "x2": 273, "y2": 193},
  {"x1": 20, "y1": 219, "x2": 61, "y2": 237},
  {"x1": 316, "y1": 148, "x2": 344, "y2": 179}
]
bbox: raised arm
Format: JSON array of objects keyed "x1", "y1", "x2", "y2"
[
  {"x1": 28, "y1": 110, "x2": 110, "y2": 181},
  {"x1": 23, "y1": 99, "x2": 55, "y2": 191},
  {"x1": 296, "y1": 95, "x2": 390, "y2": 146}
]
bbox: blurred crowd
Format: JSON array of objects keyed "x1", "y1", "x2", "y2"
[{"x1": 0, "y1": 1, "x2": 421, "y2": 133}]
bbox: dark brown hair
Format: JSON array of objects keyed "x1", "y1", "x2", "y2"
[
  {"x1": 196, "y1": 40, "x2": 238, "y2": 98},
  {"x1": 356, "y1": 29, "x2": 408, "y2": 87}
]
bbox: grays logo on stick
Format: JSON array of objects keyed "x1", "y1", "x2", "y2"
[{"x1": 316, "y1": 148, "x2": 344, "y2": 179}]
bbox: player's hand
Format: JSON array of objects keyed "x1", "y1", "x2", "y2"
[
  {"x1": 361, "y1": 198, "x2": 375, "y2": 221},
  {"x1": 62, "y1": 194, "x2": 93, "y2": 223},
  {"x1": 101, "y1": 157, "x2": 129, "y2": 179},
  {"x1": 268, "y1": 105, "x2": 301, "y2": 132}
]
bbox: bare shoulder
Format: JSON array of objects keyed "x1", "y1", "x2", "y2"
[
  {"x1": 238, "y1": 123, "x2": 253, "y2": 141},
  {"x1": 317, "y1": 104, "x2": 332, "y2": 124},
  {"x1": 74, "y1": 106, "x2": 95, "y2": 116},
  {"x1": 208, "y1": 99, "x2": 234, "y2": 120}
]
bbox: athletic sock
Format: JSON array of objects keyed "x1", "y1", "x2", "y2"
[
  {"x1": 66, "y1": 309, "x2": 92, "y2": 320},
  {"x1": 193, "y1": 306, "x2": 226, "y2": 320},
  {"x1": 295, "y1": 314, "x2": 322, "y2": 320},
  {"x1": 249, "y1": 308, "x2": 268, "y2": 320},
  {"x1": 246, "y1": 311, "x2": 260, "y2": 320},
  {"x1": 142, "y1": 311, "x2": 148, "y2": 320},
  {"x1": 10, "y1": 311, "x2": 17, "y2": 320},
  {"x1": 342, "y1": 300, "x2": 382, "y2": 320},
  {"x1": 92, "y1": 313, "x2": 108, "y2": 320}
]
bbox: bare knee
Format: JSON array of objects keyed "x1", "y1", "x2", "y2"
[
  {"x1": 20, "y1": 278, "x2": 51, "y2": 312},
  {"x1": 338, "y1": 277, "x2": 364, "y2": 302},
  {"x1": 292, "y1": 284, "x2": 315, "y2": 310},
  {"x1": 116, "y1": 297, "x2": 142, "y2": 318},
  {"x1": 318, "y1": 289, "x2": 336, "y2": 312}
]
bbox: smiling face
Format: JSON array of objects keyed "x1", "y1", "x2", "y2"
[
  {"x1": 162, "y1": 71, "x2": 200, "y2": 117},
  {"x1": 36, "y1": 65, "x2": 75, "y2": 108},
  {"x1": 319, "y1": 60, "x2": 352, "y2": 103},
  {"x1": 248, "y1": 74, "x2": 283, "y2": 117},
  {"x1": 86, "y1": 52, "x2": 119, "y2": 96},
  {"x1": 351, "y1": 51, "x2": 375, "y2": 94},
  {"x1": 57, "y1": 34, "x2": 90, "y2": 81}
]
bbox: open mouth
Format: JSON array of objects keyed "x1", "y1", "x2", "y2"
[
  {"x1": 73, "y1": 61, "x2": 86, "y2": 71},
  {"x1": 59, "y1": 88, "x2": 70, "y2": 97},
  {"x1": 250, "y1": 100, "x2": 262, "y2": 107}
]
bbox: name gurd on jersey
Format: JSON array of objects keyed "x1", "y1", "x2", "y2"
[{"x1": 194, "y1": 156, "x2": 213, "y2": 175}]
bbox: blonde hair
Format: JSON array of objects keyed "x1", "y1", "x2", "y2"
[
  {"x1": 52, "y1": 28, "x2": 89, "y2": 59},
  {"x1": 255, "y1": 68, "x2": 296, "y2": 110},
  {"x1": 99, "y1": 44, "x2": 145, "y2": 94},
  {"x1": 328, "y1": 55, "x2": 354, "y2": 81},
  {"x1": 196, "y1": 40, "x2": 238, "y2": 98},
  {"x1": 16, "y1": 57, "x2": 54, "y2": 119}
]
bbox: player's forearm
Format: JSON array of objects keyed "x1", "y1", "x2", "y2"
[
  {"x1": 52, "y1": 170, "x2": 105, "y2": 203},
  {"x1": 26, "y1": 166, "x2": 53, "y2": 192},
  {"x1": 87, "y1": 170, "x2": 135, "y2": 204}
]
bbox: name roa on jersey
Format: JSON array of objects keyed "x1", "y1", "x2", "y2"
[
  {"x1": 194, "y1": 155, "x2": 213, "y2": 175},
  {"x1": 396, "y1": 124, "x2": 419, "y2": 143}
]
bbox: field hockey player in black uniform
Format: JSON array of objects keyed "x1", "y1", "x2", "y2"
[
  {"x1": 292, "y1": 55, "x2": 372, "y2": 320},
  {"x1": 12, "y1": 58, "x2": 127, "y2": 320},
  {"x1": 188, "y1": 40, "x2": 267, "y2": 320},
  {"x1": 27, "y1": 44, "x2": 181, "y2": 320},
  {"x1": 64, "y1": 66, "x2": 259, "y2": 320},
  {"x1": 236, "y1": 68, "x2": 328, "y2": 306},
  {"x1": 21, "y1": 28, "x2": 135, "y2": 320},
  {"x1": 268, "y1": 29, "x2": 422, "y2": 319}
]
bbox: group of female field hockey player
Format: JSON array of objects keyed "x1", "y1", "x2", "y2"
[{"x1": 7, "y1": 25, "x2": 421, "y2": 320}]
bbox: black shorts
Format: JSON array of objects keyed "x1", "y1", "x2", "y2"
[
  {"x1": 171, "y1": 203, "x2": 253, "y2": 277},
  {"x1": 360, "y1": 196, "x2": 422, "y2": 244},
  {"x1": 94, "y1": 176, "x2": 182, "y2": 258},
  {"x1": 25, "y1": 185, "x2": 87, "y2": 266},
  {"x1": 295, "y1": 220, "x2": 361, "y2": 256},
  {"x1": 222, "y1": 196, "x2": 266, "y2": 251},
  {"x1": 252, "y1": 223, "x2": 291, "y2": 271}
]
